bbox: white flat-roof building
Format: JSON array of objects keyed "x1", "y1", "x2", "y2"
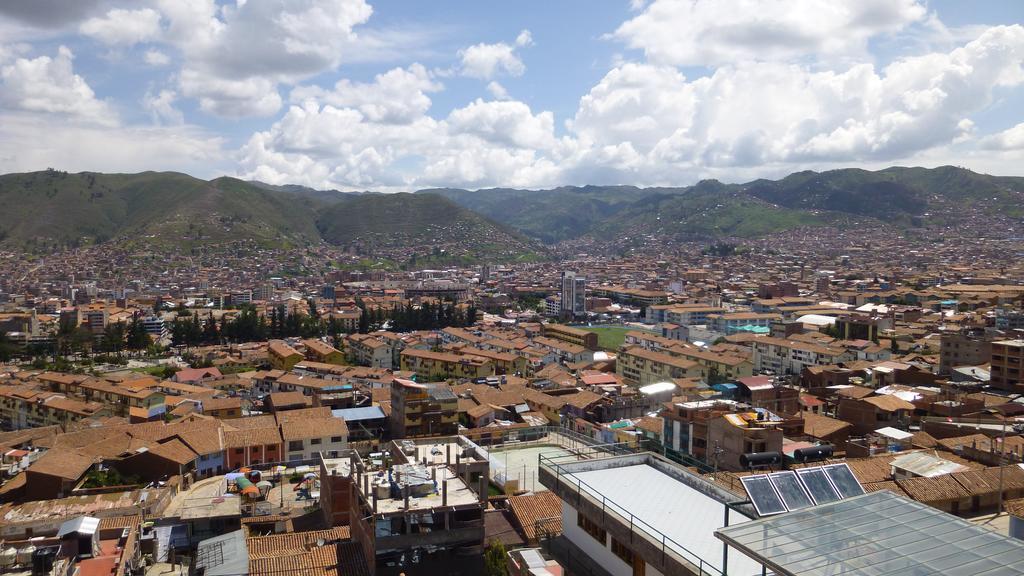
[{"x1": 540, "y1": 451, "x2": 765, "y2": 576}]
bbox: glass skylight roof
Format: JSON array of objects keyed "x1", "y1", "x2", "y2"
[{"x1": 717, "y1": 491, "x2": 1024, "y2": 576}]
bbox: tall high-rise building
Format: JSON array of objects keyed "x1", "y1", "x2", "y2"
[{"x1": 561, "y1": 271, "x2": 586, "y2": 318}]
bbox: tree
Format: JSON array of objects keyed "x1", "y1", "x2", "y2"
[
  {"x1": 126, "y1": 319, "x2": 150, "y2": 351},
  {"x1": 483, "y1": 540, "x2": 508, "y2": 576},
  {"x1": 0, "y1": 331, "x2": 17, "y2": 362},
  {"x1": 202, "y1": 313, "x2": 220, "y2": 344},
  {"x1": 101, "y1": 322, "x2": 126, "y2": 355},
  {"x1": 890, "y1": 337, "x2": 899, "y2": 354},
  {"x1": 358, "y1": 308, "x2": 369, "y2": 334}
]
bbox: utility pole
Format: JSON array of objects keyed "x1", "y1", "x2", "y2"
[{"x1": 998, "y1": 415, "x2": 1007, "y2": 516}]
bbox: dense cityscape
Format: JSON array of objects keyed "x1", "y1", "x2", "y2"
[{"x1": 3, "y1": 1, "x2": 1024, "y2": 576}]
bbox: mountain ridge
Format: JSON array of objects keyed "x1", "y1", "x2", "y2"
[{"x1": 1, "y1": 166, "x2": 1021, "y2": 255}]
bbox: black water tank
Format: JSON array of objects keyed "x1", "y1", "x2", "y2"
[
  {"x1": 32, "y1": 547, "x2": 57, "y2": 575},
  {"x1": 793, "y1": 444, "x2": 834, "y2": 463},
  {"x1": 740, "y1": 451, "x2": 782, "y2": 469}
]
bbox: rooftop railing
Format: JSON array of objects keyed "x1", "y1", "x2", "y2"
[{"x1": 539, "y1": 452, "x2": 724, "y2": 576}]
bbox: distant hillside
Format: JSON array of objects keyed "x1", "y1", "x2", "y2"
[
  {"x1": 604, "y1": 180, "x2": 835, "y2": 240},
  {"x1": 3, "y1": 165, "x2": 1021, "y2": 254},
  {"x1": 316, "y1": 193, "x2": 543, "y2": 265},
  {"x1": 0, "y1": 171, "x2": 544, "y2": 262},
  {"x1": 0, "y1": 170, "x2": 320, "y2": 250},
  {"x1": 420, "y1": 185, "x2": 657, "y2": 244},
  {"x1": 426, "y1": 166, "x2": 1024, "y2": 243}
]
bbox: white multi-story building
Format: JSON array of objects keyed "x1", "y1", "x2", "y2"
[
  {"x1": 142, "y1": 316, "x2": 168, "y2": 341},
  {"x1": 561, "y1": 271, "x2": 586, "y2": 318},
  {"x1": 751, "y1": 336, "x2": 854, "y2": 375}
]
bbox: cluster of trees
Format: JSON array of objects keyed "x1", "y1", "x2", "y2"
[
  {"x1": 171, "y1": 302, "x2": 350, "y2": 347},
  {"x1": 40, "y1": 316, "x2": 152, "y2": 359},
  {"x1": 3, "y1": 298, "x2": 481, "y2": 362},
  {"x1": 169, "y1": 299, "x2": 478, "y2": 347},
  {"x1": 170, "y1": 303, "x2": 335, "y2": 347},
  {"x1": 357, "y1": 299, "x2": 477, "y2": 333}
]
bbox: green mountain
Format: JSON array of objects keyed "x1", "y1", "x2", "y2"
[
  {"x1": 3, "y1": 166, "x2": 1021, "y2": 255},
  {"x1": 0, "y1": 170, "x2": 321, "y2": 250},
  {"x1": 315, "y1": 192, "x2": 544, "y2": 265},
  {"x1": 419, "y1": 185, "x2": 658, "y2": 243},
  {"x1": 0, "y1": 171, "x2": 545, "y2": 262},
  {"x1": 425, "y1": 166, "x2": 1024, "y2": 243},
  {"x1": 604, "y1": 180, "x2": 836, "y2": 240}
]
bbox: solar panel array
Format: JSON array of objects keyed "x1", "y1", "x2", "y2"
[{"x1": 740, "y1": 463, "x2": 863, "y2": 517}]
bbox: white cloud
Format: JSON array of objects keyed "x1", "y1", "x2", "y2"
[
  {"x1": 237, "y1": 24, "x2": 1024, "y2": 190},
  {"x1": 179, "y1": 68, "x2": 282, "y2": 118},
  {"x1": 238, "y1": 88, "x2": 563, "y2": 190},
  {"x1": 157, "y1": 0, "x2": 374, "y2": 117},
  {"x1": 486, "y1": 81, "x2": 509, "y2": 100},
  {"x1": 447, "y1": 99, "x2": 557, "y2": 150},
  {"x1": 459, "y1": 30, "x2": 532, "y2": 79},
  {"x1": 980, "y1": 122, "x2": 1024, "y2": 150},
  {"x1": 144, "y1": 49, "x2": 170, "y2": 66},
  {"x1": 614, "y1": 0, "x2": 927, "y2": 66},
  {"x1": 289, "y1": 64, "x2": 440, "y2": 124},
  {"x1": 0, "y1": 46, "x2": 115, "y2": 125},
  {"x1": 569, "y1": 24, "x2": 1024, "y2": 182},
  {"x1": 142, "y1": 89, "x2": 183, "y2": 125},
  {"x1": 80, "y1": 8, "x2": 162, "y2": 46},
  {"x1": 0, "y1": 111, "x2": 224, "y2": 176}
]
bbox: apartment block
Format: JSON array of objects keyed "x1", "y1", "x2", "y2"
[
  {"x1": 399, "y1": 348, "x2": 493, "y2": 381},
  {"x1": 616, "y1": 346, "x2": 702, "y2": 385},
  {"x1": 390, "y1": 378, "x2": 459, "y2": 438},
  {"x1": 990, "y1": 339, "x2": 1024, "y2": 393}
]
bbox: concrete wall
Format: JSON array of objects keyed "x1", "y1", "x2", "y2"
[{"x1": 561, "y1": 502, "x2": 630, "y2": 576}]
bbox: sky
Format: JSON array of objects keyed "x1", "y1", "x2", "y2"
[{"x1": 0, "y1": 0, "x2": 1023, "y2": 191}]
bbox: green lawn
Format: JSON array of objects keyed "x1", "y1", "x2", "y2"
[{"x1": 582, "y1": 325, "x2": 652, "y2": 351}]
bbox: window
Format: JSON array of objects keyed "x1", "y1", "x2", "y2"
[
  {"x1": 331, "y1": 436, "x2": 342, "y2": 443},
  {"x1": 289, "y1": 441, "x2": 303, "y2": 451},
  {"x1": 311, "y1": 438, "x2": 322, "y2": 445},
  {"x1": 611, "y1": 538, "x2": 635, "y2": 565},
  {"x1": 235, "y1": 448, "x2": 244, "y2": 455},
  {"x1": 576, "y1": 513, "x2": 606, "y2": 544}
]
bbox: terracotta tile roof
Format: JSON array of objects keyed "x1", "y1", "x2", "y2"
[
  {"x1": 507, "y1": 491, "x2": 563, "y2": 541},
  {"x1": 835, "y1": 385, "x2": 874, "y2": 399},
  {"x1": 268, "y1": 340, "x2": 303, "y2": 359},
  {"x1": 467, "y1": 403, "x2": 495, "y2": 419},
  {"x1": 1006, "y1": 496, "x2": 1024, "y2": 519},
  {"x1": 247, "y1": 527, "x2": 351, "y2": 559},
  {"x1": 801, "y1": 412, "x2": 852, "y2": 439},
  {"x1": 896, "y1": 473, "x2": 971, "y2": 503},
  {"x1": 863, "y1": 395, "x2": 916, "y2": 412},
  {"x1": 224, "y1": 426, "x2": 282, "y2": 448},
  {"x1": 98, "y1": 515, "x2": 142, "y2": 530},
  {"x1": 202, "y1": 397, "x2": 242, "y2": 411},
  {"x1": 269, "y1": 391, "x2": 311, "y2": 408},
  {"x1": 226, "y1": 415, "x2": 278, "y2": 430},
  {"x1": 844, "y1": 455, "x2": 900, "y2": 484},
  {"x1": 862, "y1": 480, "x2": 903, "y2": 495},
  {"x1": 277, "y1": 407, "x2": 348, "y2": 441},
  {"x1": 910, "y1": 431, "x2": 939, "y2": 449},
  {"x1": 935, "y1": 433, "x2": 991, "y2": 453},
  {"x1": 146, "y1": 438, "x2": 198, "y2": 465},
  {"x1": 28, "y1": 448, "x2": 95, "y2": 480},
  {"x1": 247, "y1": 529, "x2": 369, "y2": 576},
  {"x1": 562, "y1": 390, "x2": 603, "y2": 410}
]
